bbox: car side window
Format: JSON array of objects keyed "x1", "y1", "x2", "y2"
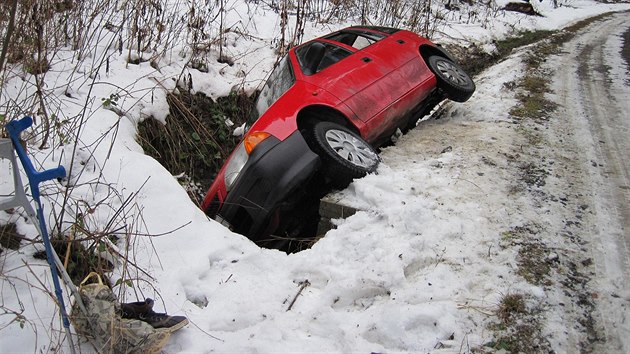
[
  {"x1": 255, "y1": 56, "x2": 295, "y2": 118},
  {"x1": 295, "y1": 41, "x2": 352, "y2": 75},
  {"x1": 351, "y1": 35, "x2": 375, "y2": 50},
  {"x1": 325, "y1": 31, "x2": 386, "y2": 50}
]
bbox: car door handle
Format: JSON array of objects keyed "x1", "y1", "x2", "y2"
[{"x1": 362, "y1": 57, "x2": 372, "y2": 63}]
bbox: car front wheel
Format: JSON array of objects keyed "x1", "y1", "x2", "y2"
[
  {"x1": 427, "y1": 55, "x2": 475, "y2": 102},
  {"x1": 309, "y1": 121, "x2": 379, "y2": 187}
]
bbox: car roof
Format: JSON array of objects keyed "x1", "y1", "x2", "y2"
[{"x1": 344, "y1": 26, "x2": 401, "y2": 35}]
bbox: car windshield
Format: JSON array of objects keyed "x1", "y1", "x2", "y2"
[{"x1": 255, "y1": 56, "x2": 295, "y2": 118}]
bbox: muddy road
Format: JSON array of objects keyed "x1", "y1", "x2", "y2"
[{"x1": 551, "y1": 12, "x2": 630, "y2": 352}]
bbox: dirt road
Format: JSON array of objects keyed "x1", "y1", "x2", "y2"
[{"x1": 552, "y1": 12, "x2": 630, "y2": 353}]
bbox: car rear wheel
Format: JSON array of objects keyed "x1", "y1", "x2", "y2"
[
  {"x1": 427, "y1": 55, "x2": 475, "y2": 102},
  {"x1": 309, "y1": 121, "x2": 379, "y2": 187}
]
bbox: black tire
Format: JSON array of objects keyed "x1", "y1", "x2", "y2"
[
  {"x1": 427, "y1": 55, "x2": 475, "y2": 102},
  {"x1": 309, "y1": 121, "x2": 379, "y2": 187}
]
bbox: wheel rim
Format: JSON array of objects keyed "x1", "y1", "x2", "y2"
[
  {"x1": 325, "y1": 129, "x2": 378, "y2": 169},
  {"x1": 435, "y1": 59, "x2": 470, "y2": 86}
]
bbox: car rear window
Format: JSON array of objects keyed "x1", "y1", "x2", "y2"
[
  {"x1": 255, "y1": 55, "x2": 295, "y2": 118},
  {"x1": 295, "y1": 41, "x2": 352, "y2": 75}
]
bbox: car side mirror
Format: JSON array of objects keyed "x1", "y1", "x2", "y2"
[{"x1": 302, "y1": 42, "x2": 326, "y2": 76}]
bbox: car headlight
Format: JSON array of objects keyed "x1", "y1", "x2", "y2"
[
  {"x1": 224, "y1": 132, "x2": 271, "y2": 191},
  {"x1": 224, "y1": 142, "x2": 248, "y2": 191}
]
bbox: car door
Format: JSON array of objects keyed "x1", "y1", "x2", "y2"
[
  {"x1": 369, "y1": 31, "x2": 431, "y2": 104},
  {"x1": 304, "y1": 33, "x2": 423, "y2": 142},
  {"x1": 339, "y1": 39, "x2": 408, "y2": 126},
  {"x1": 362, "y1": 32, "x2": 435, "y2": 136},
  {"x1": 298, "y1": 39, "x2": 398, "y2": 125}
]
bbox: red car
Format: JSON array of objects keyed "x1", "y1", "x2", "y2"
[{"x1": 201, "y1": 26, "x2": 474, "y2": 248}]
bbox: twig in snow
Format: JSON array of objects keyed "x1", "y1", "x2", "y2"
[
  {"x1": 187, "y1": 317, "x2": 224, "y2": 342},
  {"x1": 452, "y1": 176, "x2": 483, "y2": 191},
  {"x1": 286, "y1": 280, "x2": 310, "y2": 311}
]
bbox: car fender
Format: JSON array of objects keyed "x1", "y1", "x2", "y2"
[
  {"x1": 250, "y1": 81, "x2": 359, "y2": 140},
  {"x1": 419, "y1": 43, "x2": 457, "y2": 63}
]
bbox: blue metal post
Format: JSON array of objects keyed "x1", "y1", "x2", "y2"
[{"x1": 5, "y1": 117, "x2": 75, "y2": 353}]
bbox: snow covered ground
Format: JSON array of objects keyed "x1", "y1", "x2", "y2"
[{"x1": 1, "y1": 1, "x2": 630, "y2": 353}]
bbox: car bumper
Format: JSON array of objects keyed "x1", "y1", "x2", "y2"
[{"x1": 216, "y1": 130, "x2": 320, "y2": 242}]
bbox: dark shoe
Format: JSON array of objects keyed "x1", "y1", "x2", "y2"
[
  {"x1": 139, "y1": 312, "x2": 189, "y2": 331},
  {"x1": 120, "y1": 298, "x2": 155, "y2": 319}
]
